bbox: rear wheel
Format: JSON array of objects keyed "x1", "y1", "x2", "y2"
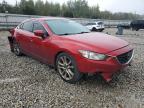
[
  {"x1": 56, "y1": 53, "x2": 83, "y2": 83},
  {"x1": 13, "y1": 40, "x2": 23, "y2": 56},
  {"x1": 91, "y1": 27, "x2": 97, "y2": 31}
]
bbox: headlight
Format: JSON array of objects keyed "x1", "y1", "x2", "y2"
[{"x1": 79, "y1": 50, "x2": 108, "y2": 60}]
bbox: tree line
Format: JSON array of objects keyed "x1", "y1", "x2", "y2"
[{"x1": 0, "y1": 0, "x2": 142, "y2": 20}]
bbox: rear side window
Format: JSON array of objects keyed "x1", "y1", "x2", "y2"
[
  {"x1": 97, "y1": 22, "x2": 103, "y2": 25},
  {"x1": 22, "y1": 21, "x2": 33, "y2": 32},
  {"x1": 18, "y1": 23, "x2": 23, "y2": 29},
  {"x1": 86, "y1": 23, "x2": 95, "y2": 25}
]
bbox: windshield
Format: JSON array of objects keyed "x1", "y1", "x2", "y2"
[
  {"x1": 45, "y1": 19, "x2": 90, "y2": 35},
  {"x1": 97, "y1": 22, "x2": 103, "y2": 25}
]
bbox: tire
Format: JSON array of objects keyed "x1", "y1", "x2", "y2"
[
  {"x1": 13, "y1": 40, "x2": 23, "y2": 56},
  {"x1": 56, "y1": 53, "x2": 83, "y2": 84},
  {"x1": 91, "y1": 27, "x2": 96, "y2": 31},
  {"x1": 99, "y1": 29, "x2": 104, "y2": 32}
]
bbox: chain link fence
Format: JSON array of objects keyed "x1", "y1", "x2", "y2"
[{"x1": 0, "y1": 13, "x2": 131, "y2": 30}]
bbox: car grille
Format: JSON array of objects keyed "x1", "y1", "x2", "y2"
[{"x1": 117, "y1": 50, "x2": 133, "y2": 64}]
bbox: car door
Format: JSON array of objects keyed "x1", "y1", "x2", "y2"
[
  {"x1": 30, "y1": 21, "x2": 50, "y2": 63},
  {"x1": 16, "y1": 21, "x2": 33, "y2": 54},
  {"x1": 86, "y1": 23, "x2": 92, "y2": 30}
]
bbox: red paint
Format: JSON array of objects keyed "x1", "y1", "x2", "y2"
[{"x1": 10, "y1": 18, "x2": 133, "y2": 82}]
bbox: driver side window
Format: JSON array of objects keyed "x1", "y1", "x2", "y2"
[{"x1": 33, "y1": 22, "x2": 48, "y2": 37}]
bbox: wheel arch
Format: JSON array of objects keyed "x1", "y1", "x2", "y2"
[
  {"x1": 54, "y1": 51, "x2": 64, "y2": 68},
  {"x1": 92, "y1": 27, "x2": 97, "y2": 31},
  {"x1": 54, "y1": 49, "x2": 77, "y2": 69}
]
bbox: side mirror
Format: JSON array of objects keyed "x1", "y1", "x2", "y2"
[{"x1": 34, "y1": 30, "x2": 44, "y2": 38}]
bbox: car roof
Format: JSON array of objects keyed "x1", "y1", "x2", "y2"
[{"x1": 24, "y1": 17, "x2": 67, "y2": 22}]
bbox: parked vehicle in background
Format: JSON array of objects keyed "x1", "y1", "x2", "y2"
[
  {"x1": 85, "y1": 21, "x2": 105, "y2": 32},
  {"x1": 8, "y1": 17, "x2": 133, "y2": 84},
  {"x1": 117, "y1": 23, "x2": 131, "y2": 29},
  {"x1": 130, "y1": 20, "x2": 144, "y2": 31}
]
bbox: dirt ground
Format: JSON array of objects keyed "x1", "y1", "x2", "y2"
[{"x1": 0, "y1": 28, "x2": 144, "y2": 108}]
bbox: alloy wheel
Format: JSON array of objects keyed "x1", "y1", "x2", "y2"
[
  {"x1": 13, "y1": 42, "x2": 21, "y2": 55},
  {"x1": 57, "y1": 56, "x2": 75, "y2": 80}
]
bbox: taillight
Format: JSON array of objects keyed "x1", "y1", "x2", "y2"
[{"x1": 9, "y1": 28, "x2": 15, "y2": 36}]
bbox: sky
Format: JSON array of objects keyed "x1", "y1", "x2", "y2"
[{"x1": 1, "y1": 0, "x2": 144, "y2": 15}]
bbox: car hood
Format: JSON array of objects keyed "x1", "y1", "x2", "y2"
[{"x1": 62, "y1": 32, "x2": 129, "y2": 54}]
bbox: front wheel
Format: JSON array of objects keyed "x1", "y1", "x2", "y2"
[
  {"x1": 56, "y1": 53, "x2": 83, "y2": 84},
  {"x1": 99, "y1": 29, "x2": 104, "y2": 32}
]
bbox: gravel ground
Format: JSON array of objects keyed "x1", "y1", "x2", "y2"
[{"x1": 0, "y1": 28, "x2": 144, "y2": 108}]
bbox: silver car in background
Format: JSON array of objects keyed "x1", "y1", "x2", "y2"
[{"x1": 85, "y1": 21, "x2": 105, "y2": 32}]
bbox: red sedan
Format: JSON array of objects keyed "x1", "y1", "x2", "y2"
[{"x1": 8, "y1": 17, "x2": 133, "y2": 83}]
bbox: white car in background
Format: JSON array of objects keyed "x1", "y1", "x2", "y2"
[{"x1": 85, "y1": 21, "x2": 105, "y2": 32}]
